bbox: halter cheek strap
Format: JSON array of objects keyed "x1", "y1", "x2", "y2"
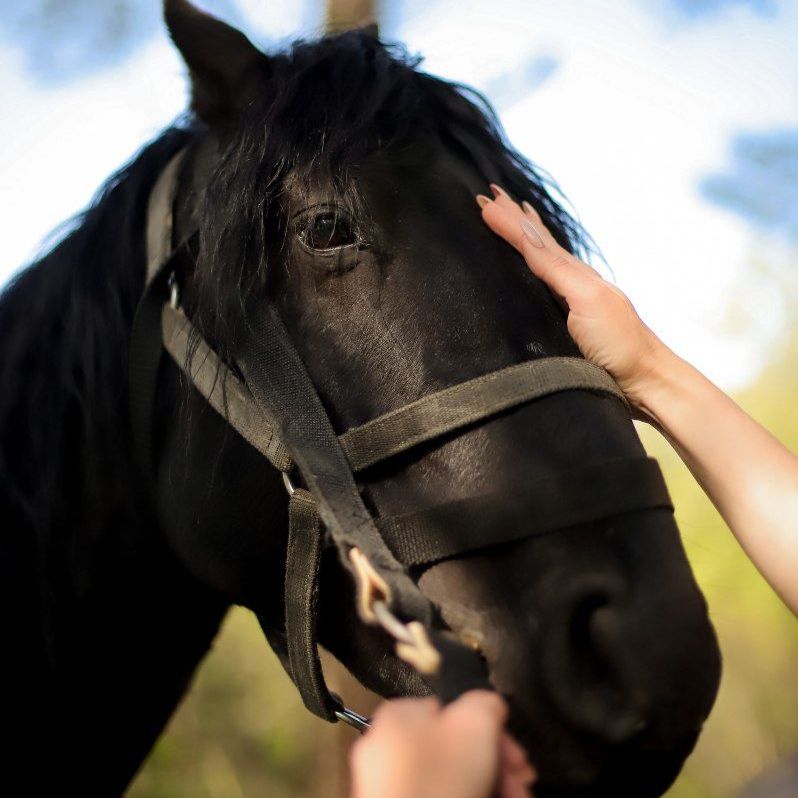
[{"x1": 131, "y1": 148, "x2": 674, "y2": 728}]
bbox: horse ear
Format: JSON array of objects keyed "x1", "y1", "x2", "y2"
[{"x1": 164, "y1": 0, "x2": 269, "y2": 124}]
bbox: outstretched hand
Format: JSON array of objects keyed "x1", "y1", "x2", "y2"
[
  {"x1": 349, "y1": 691, "x2": 536, "y2": 798},
  {"x1": 478, "y1": 185, "x2": 668, "y2": 416},
  {"x1": 479, "y1": 184, "x2": 798, "y2": 615}
]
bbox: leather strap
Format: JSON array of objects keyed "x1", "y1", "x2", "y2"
[
  {"x1": 285, "y1": 489, "x2": 342, "y2": 721},
  {"x1": 130, "y1": 146, "x2": 189, "y2": 477},
  {"x1": 145, "y1": 149, "x2": 187, "y2": 286},
  {"x1": 134, "y1": 147, "x2": 675, "y2": 728},
  {"x1": 377, "y1": 457, "x2": 673, "y2": 566},
  {"x1": 161, "y1": 304, "x2": 293, "y2": 473},
  {"x1": 161, "y1": 303, "x2": 627, "y2": 476},
  {"x1": 235, "y1": 303, "x2": 435, "y2": 628},
  {"x1": 130, "y1": 246, "x2": 189, "y2": 477},
  {"x1": 339, "y1": 357, "x2": 628, "y2": 471}
]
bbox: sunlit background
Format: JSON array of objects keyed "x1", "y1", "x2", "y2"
[{"x1": 1, "y1": 1, "x2": 796, "y2": 796}]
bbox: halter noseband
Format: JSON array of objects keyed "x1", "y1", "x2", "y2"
[{"x1": 130, "y1": 149, "x2": 673, "y2": 729}]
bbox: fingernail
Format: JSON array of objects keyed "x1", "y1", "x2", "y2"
[
  {"x1": 476, "y1": 194, "x2": 492, "y2": 209},
  {"x1": 490, "y1": 183, "x2": 507, "y2": 198},
  {"x1": 520, "y1": 219, "x2": 545, "y2": 248},
  {"x1": 521, "y1": 200, "x2": 536, "y2": 216}
]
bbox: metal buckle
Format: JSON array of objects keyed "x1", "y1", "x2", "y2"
[{"x1": 348, "y1": 547, "x2": 441, "y2": 675}]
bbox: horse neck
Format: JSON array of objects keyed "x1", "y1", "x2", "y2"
[
  {"x1": 0, "y1": 129, "x2": 228, "y2": 791},
  {"x1": 0, "y1": 131, "x2": 178, "y2": 627}
]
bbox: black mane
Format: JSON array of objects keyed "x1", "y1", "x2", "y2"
[{"x1": 0, "y1": 125, "x2": 193, "y2": 641}]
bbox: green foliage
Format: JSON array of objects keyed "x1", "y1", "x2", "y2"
[
  {"x1": 657, "y1": 288, "x2": 798, "y2": 796},
  {"x1": 130, "y1": 609, "x2": 350, "y2": 798}
]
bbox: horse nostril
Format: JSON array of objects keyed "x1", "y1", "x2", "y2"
[{"x1": 540, "y1": 580, "x2": 648, "y2": 745}]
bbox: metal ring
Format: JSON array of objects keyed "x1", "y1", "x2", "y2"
[
  {"x1": 282, "y1": 471, "x2": 296, "y2": 496},
  {"x1": 334, "y1": 706, "x2": 371, "y2": 733},
  {"x1": 373, "y1": 600, "x2": 415, "y2": 646},
  {"x1": 167, "y1": 272, "x2": 180, "y2": 309}
]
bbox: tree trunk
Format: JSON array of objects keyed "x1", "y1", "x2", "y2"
[{"x1": 325, "y1": 0, "x2": 378, "y2": 31}]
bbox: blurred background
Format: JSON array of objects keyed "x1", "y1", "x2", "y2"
[{"x1": 1, "y1": 0, "x2": 796, "y2": 795}]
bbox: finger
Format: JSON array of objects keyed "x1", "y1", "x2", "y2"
[
  {"x1": 519, "y1": 231, "x2": 603, "y2": 307},
  {"x1": 518, "y1": 233, "x2": 576, "y2": 303},
  {"x1": 441, "y1": 691, "x2": 508, "y2": 751},
  {"x1": 499, "y1": 771, "x2": 535, "y2": 798},
  {"x1": 478, "y1": 189, "x2": 603, "y2": 313},
  {"x1": 490, "y1": 183, "x2": 525, "y2": 213},
  {"x1": 482, "y1": 188, "x2": 588, "y2": 280},
  {"x1": 492, "y1": 183, "x2": 557, "y2": 259},
  {"x1": 369, "y1": 696, "x2": 440, "y2": 730},
  {"x1": 499, "y1": 737, "x2": 537, "y2": 796},
  {"x1": 480, "y1": 199, "x2": 571, "y2": 314},
  {"x1": 481, "y1": 199, "x2": 530, "y2": 255},
  {"x1": 444, "y1": 690, "x2": 508, "y2": 725},
  {"x1": 487, "y1": 185, "x2": 585, "y2": 268},
  {"x1": 519, "y1": 200, "x2": 562, "y2": 250},
  {"x1": 442, "y1": 693, "x2": 508, "y2": 798},
  {"x1": 520, "y1": 200, "x2": 604, "y2": 279},
  {"x1": 500, "y1": 733, "x2": 534, "y2": 774}
]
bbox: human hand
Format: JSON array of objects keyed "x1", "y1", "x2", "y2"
[
  {"x1": 349, "y1": 691, "x2": 536, "y2": 798},
  {"x1": 478, "y1": 185, "x2": 671, "y2": 416}
]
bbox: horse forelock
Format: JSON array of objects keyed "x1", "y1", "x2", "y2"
[{"x1": 188, "y1": 30, "x2": 594, "y2": 364}]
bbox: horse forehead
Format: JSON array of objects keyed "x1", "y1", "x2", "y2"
[{"x1": 365, "y1": 143, "x2": 485, "y2": 199}]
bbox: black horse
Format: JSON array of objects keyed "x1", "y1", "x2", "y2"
[{"x1": 0, "y1": 1, "x2": 721, "y2": 795}]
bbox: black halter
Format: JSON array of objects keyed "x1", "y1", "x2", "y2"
[{"x1": 130, "y1": 150, "x2": 673, "y2": 728}]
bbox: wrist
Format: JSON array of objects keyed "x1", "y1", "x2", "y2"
[{"x1": 625, "y1": 334, "x2": 687, "y2": 426}]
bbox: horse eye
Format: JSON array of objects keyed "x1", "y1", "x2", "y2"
[{"x1": 300, "y1": 210, "x2": 357, "y2": 251}]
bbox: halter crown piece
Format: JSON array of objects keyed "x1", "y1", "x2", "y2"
[{"x1": 129, "y1": 149, "x2": 673, "y2": 730}]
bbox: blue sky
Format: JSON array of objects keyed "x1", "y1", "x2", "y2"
[{"x1": 1, "y1": 0, "x2": 796, "y2": 389}]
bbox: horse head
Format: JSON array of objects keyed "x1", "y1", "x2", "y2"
[{"x1": 154, "y1": 2, "x2": 721, "y2": 795}]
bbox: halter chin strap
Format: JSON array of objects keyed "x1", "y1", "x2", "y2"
[{"x1": 131, "y1": 148, "x2": 673, "y2": 727}]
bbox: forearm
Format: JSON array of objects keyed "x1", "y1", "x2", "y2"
[{"x1": 639, "y1": 344, "x2": 798, "y2": 614}]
